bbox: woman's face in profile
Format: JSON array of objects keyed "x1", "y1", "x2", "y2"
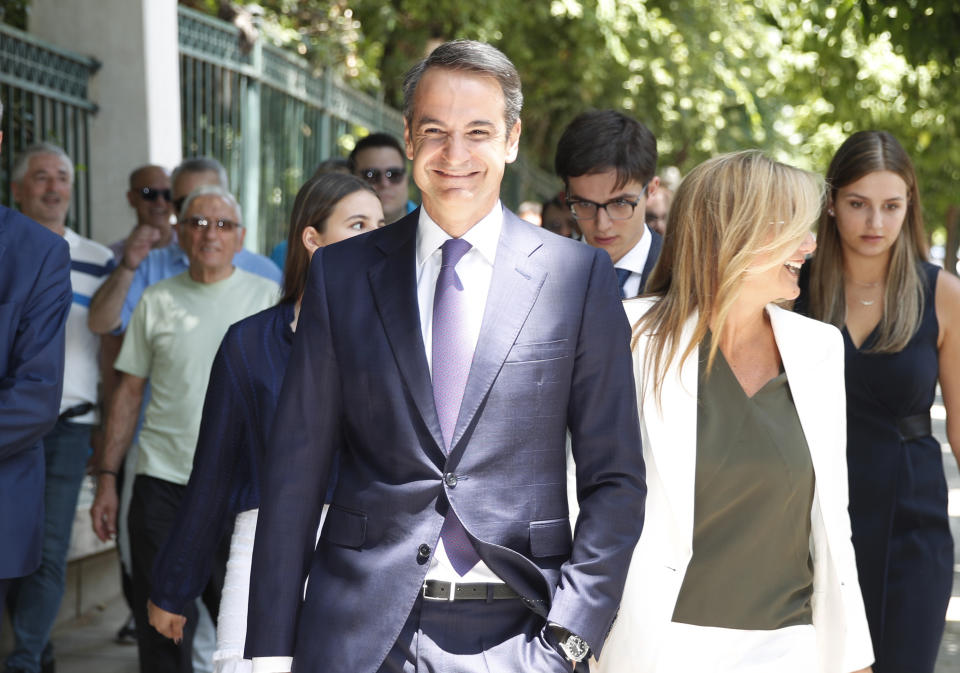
[
  {"x1": 832, "y1": 170, "x2": 908, "y2": 260},
  {"x1": 741, "y1": 230, "x2": 817, "y2": 304},
  {"x1": 318, "y1": 190, "x2": 385, "y2": 247}
]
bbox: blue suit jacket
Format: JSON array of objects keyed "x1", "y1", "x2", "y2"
[
  {"x1": 246, "y1": 208, "x2": 646, "y2": 672},
  {"x1": 0, "y1": 206, "x2": 72, "y2": 578}
]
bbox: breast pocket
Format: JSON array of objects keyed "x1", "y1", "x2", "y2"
[{"x1": 505, "y1": 339, "x2": 571, "y2": 364}]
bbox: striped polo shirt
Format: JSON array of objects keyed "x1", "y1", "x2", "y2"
[{"x1": 63, "y1": 227, "x2": 115, "y2": 424}]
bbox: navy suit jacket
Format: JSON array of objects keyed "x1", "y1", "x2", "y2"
[
  {"x1": 246, "y1": 208, "x2": 646, "y2": 672},
  {"x1": 0, "y1": 206, "x2": 71, "y2": 579}
]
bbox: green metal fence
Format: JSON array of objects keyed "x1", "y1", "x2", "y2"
[
  {"x1": 0, "y1": 22, "x2": 98, "y2": 236},
  {"x1": 177, "y1": 6, "x2": 558, "y2": 255}
]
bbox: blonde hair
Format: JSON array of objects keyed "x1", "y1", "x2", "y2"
[
  {"x1": 633, "y1": 150, "x2": 824, "y2": 403},
  {"x1": 806, "y1": 131, "x2": 927, "y2": 354}
]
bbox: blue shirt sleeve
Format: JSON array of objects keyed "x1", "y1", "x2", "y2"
[{"x1": 235, "y1": 249, "x2": 282, "y2": 283}]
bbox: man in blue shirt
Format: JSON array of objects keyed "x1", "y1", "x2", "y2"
[{"x1": 87, "y1": 157, "x2": 280, "y2": 335}]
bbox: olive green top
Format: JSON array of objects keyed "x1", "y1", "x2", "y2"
[{"x1": 671, "y1": 338, "x2": 815, "y2": 630}]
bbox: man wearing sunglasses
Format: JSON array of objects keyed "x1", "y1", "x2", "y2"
[
  {"x1": 554, "y1": 110, "x2": 662, "y2": 298},
  {"x1": 349, "y1": 132, "x2": 417, "y2": 225},
  {"x1": 87, "y1": 157, "x2": 281, "y2": 336},
  {"x1": 106, "y1": 165, "x2": 176, "y2": 262},
  {"x1": 91, "y1": 185, "x2": 278, "y2": 673}
]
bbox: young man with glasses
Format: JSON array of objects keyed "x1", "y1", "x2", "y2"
[
  {"x1": 90, "y1": 185, "x2": 278, "y2": 673},
  {"x1": 349, "y1": 132, "x2": 417, "y2": 224},
  {"x1": 555, "y1": 109, "x2": 662, "y2": 298}
]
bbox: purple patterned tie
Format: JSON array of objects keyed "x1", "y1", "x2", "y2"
[{"x1": 433, "y1": 237, "x2": 481, "y2": 575}]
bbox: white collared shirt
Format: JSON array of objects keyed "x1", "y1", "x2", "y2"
[
  {"x1": 615, "y1": 223, "x2": 652, "y2": 298},
  {"x1": 416, "y1": 202, "x2": 507, "y2": 584}
]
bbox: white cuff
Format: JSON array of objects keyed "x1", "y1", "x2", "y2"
[{"x1": 251, "y1": 656, "x2": 293, "y2": 673}]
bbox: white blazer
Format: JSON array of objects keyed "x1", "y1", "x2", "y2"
[{"x1": 592, "y1": 298, "x2": 873, "y2": 673}]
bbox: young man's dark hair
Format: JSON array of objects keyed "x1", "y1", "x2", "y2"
[
  {"x1": 554, "y1": 109, "x2": 657, "y2": 189},
  {"x1": 348, "y1": 133, "x2": 405, "y2": 171}
]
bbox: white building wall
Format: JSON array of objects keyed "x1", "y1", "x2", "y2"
[{"x1": 29, "y1": 0, "x2": 182, "y2": 247}]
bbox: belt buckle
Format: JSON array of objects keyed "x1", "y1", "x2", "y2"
[{"x1": 422, "y1": 580, "x2": 456, "y2": 601}]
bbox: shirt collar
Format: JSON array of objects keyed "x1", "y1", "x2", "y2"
[
  {"x1": 615, "y1": 223, "x2": 651, "y2": 274},
  {"x1": 416, "y1": 201, "x2": 503, "y2": 269},
  {"x1": 63, "y1": 227, "x2": 80, "y2": 249}
]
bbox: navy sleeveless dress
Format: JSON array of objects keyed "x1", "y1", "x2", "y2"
[{"x1": 798, "y1": 261, "x2": 952, "y2": 672}]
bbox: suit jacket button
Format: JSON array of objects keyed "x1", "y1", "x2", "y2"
[
  {"x1": 444, "y1": 473, "x2": 458, "y2": 488},
  {"x1": 417, "y1": 544, "x2": 431, "y2": 563}
]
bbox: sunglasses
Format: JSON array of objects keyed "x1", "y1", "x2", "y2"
[
  {"x1": 140, "y1": 187, "x2": 172, "y2": 202},
  {"x1": 180, "y1": 215, "x2": 241, "y2": 232},
  {"x1": 360, "y1": 167, "x2": 406, "y2": 185}
]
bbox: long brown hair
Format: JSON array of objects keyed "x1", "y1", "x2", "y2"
[
  {"x1": 280, "y1": 173, "x2": 378, "y2": 304},
  {"x1": 634, "y1": 151, "x2": 823, "y2": 404},
  {"x1": 806, "y1": 130, "x2": 927, "y2": 353}
]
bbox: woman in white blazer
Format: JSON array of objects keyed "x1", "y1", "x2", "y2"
[{"x1": 595, "y1": 151, "x2": 873, "y2": 673}]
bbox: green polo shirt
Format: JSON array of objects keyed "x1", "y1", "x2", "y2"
[{"x1": 115, "y1": 268, "x2": 278, "y2": 485}]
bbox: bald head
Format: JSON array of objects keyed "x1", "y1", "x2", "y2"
[{"x1": 127, "y1": 164, "x2": 174, "y2": 238}]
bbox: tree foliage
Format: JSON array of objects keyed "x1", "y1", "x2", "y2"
[{"x1": 185, "y1": 0, "x2": 959, "y2": 238}]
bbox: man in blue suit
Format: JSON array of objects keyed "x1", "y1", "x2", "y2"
[
  {"x1": 0, "y1": 100, "x2": 73, "y2": 625},
  {"x1": 246, "y1": 41, "x2": 646, "y2": 673}
]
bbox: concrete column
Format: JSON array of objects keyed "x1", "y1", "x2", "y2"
[{"x1": 29, "y1": 0, "x2": 182, "y2": 247}]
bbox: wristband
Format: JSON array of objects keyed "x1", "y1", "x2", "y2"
[{"x1": 97, "y1": 469, "x2": 119, "y2": 478}]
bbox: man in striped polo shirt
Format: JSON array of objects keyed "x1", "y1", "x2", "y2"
[{"x1": 3, "y1": 143, "x2": 115, "y2": 673}]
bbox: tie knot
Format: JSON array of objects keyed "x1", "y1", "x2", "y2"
[{"x1": 440, "y1": 237, "x2": 472, "y2": 269}]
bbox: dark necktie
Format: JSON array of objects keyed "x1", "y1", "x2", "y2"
[
  {"x1": 615, "y1": 267, "x2": 632, "y2": 299},
  {"x1": 432, "y1": 238, "x2": 481, "y2": 575}
]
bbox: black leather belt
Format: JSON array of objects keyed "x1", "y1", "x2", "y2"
[
  {"x1": 422, "y1": 580, "x2": 519, "y2": 601},
  {"x1": 897, "y1": 413, "x2": 931, "y2": 441},
  {"x1": 59, "y1": 402, "x2": 95, "y2": 421}
]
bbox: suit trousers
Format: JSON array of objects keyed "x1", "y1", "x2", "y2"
[
  {"x1": 376, "y1": 596, "x2": 572, "y2": 673},
  {"x1": 129, "y1": 475, "x2": 230, "y2": 673}
]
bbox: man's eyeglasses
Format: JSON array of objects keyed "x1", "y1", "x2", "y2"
[
  {"x1": 566, "y1": 185, "x2": 648, "y2": 221},
  {"x1": 181, "y1": 215, "x2": 241, "y2": 232},
  {"x1": 140, "y1": 187, "x2": 172, "y2": 202},
  {"x1": 360, "y1": 167, "x2": 406, "y2": 185}
]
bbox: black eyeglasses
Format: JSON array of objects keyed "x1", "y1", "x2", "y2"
[
  {"x1": 140, "y1": 187, "x2": 172, "y2": 202},
  {"x1": 566, "y1": 185, "x2": 648, "y2": 221},
  {"x1": 181, "y1": 215, "x2": 241, "y2": 232},
  {"x1": 360, "y1": 167, "x2": 406, "y2": 185}
]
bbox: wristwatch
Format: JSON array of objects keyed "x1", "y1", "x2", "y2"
[{"x1": 550, "y1": 625, "x2": 590, "y2": 663}]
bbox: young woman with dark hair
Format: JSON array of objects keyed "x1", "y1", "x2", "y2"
[
  {"x1": 145, "y1": 173, "x2": 382, "y2": 673},
  {"x1": 798, "y1": 130, "x2": 960, "y2": 673}
]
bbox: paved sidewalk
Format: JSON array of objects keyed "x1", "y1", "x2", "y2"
[{"x1": 7, "y1": 396, "x2": 960, "y2": 673}]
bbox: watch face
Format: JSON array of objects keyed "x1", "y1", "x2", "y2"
[{"x1": 561, "y1": 634, "x2": 590, "y2": 662}]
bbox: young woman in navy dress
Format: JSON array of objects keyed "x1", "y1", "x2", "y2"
[
  {"x1": 145, "y1": 173, "x2": 384, "y2": 672},
  {"x1": 798, "y1": 130, "x2": 960, "y2": 673}
]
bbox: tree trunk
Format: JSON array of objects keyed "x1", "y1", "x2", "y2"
[{"x1": 946, "y1": 204, "x2": 959, "y2": 276}]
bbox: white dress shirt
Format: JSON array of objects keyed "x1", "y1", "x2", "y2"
[
  {"x1": 614, "y1": 223, "x2": 652, "y2": 298},
  {"x1": 253, "y1": 203, "x2": 507, "y2": 673},
  {"x1": 417, "y1": 203, "x2": 507, "y2": 584}
]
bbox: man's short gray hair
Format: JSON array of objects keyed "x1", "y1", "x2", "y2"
[
  {"x1": 0, "y1": 98, "x2": 4, "y2": 125},
  {"x1": 12, "y1": 142, "x2": 74, "y2": 184},
  {"x1": 172, "y1": 156, "x2": 229, "y2": 190},
  {"x1": 402, "y1": 40, "x2": 523, "y2": 133},
  {"x1": 178, "y1": 184, "x2": 242, "y2": 226}
]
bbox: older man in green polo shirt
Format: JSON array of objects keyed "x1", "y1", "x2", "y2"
[{"x1": 90, "y1": 185, "x2": 278, "y2": 673}]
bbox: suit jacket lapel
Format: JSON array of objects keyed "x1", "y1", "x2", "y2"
[
  {"x1": 639, "y1": 309, "x2": 698, "y2": 548},
  {"x1": 368, "y1": 213, "x2": 446, "y2": 457},
  {"x1": 638, "y1": 229, "x2": 662, "y2": 294},
  {"x1": 448, "y1": 212, "x2": 547, "y2": 459}
]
